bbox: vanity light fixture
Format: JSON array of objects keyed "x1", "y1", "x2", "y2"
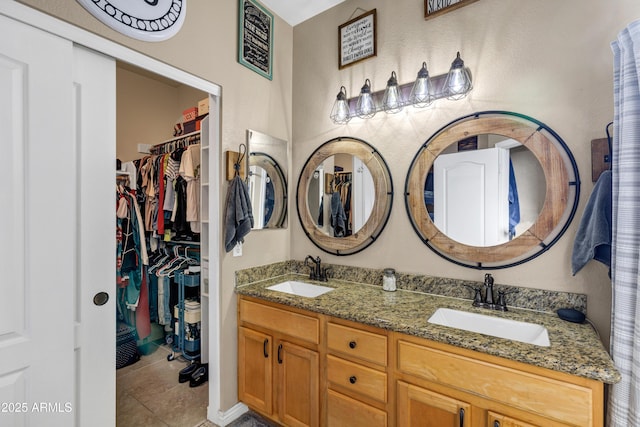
[
  {"x1": 382, "y1": 71, "x2": 404, "y2": 113},
  {"x1": 408, "y1": 61, "x2": 433, "y2": 107},
  {"x1": 329, "y1": 52, "x2": 472, "y2": 125},
  {"x1": 443, "y1": 51, "x2": 473, "y2": 100},
  {"x1": 329, "y1": 86, "x2": 351, "y2": 124},
  {"x1": 355, "y1": 79, "x2": 377, "y2": 119}
]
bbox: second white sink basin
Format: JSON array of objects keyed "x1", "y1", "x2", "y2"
[
  {"x1": 266, "y1": 281, "x2": 334, "y2": 298},
  {"x1": 428, "y1": 308, "x2": 550, "y2": 347}
]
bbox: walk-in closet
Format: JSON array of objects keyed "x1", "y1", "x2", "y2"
[{"x1": 114, "y1": 62, "x2": 210, "y2": 427}]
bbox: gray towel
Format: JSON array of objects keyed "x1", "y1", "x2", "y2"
[
  {"x1": 224, "y1": 175, "x2": 254, "y2": 252},
  {"x1": 572, "y1": 170, "x2": 612, "y2": 275}
]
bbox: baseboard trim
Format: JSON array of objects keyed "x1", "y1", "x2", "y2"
[{"x1": 207, "y1": 402, "x2": 249, "y2": 426}]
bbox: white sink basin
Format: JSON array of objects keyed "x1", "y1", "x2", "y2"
[
  {"x1": 266, "y1": 281, "x2": 334, "y2": 298},
  {"x1": 428, "y1": 308, "x2": 550, "y2": 347}
]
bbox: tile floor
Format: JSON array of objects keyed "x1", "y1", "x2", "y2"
[{"x1": 117, "y1": 342, "x2": 208, "y2": 427}]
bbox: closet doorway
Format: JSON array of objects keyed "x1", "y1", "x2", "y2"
[
  {"x1": 0, "y1": 4, "x2": 222, "y2": 425},
  {"x1": 115, "y1": 62, "x2": 214, "y2": 427}
]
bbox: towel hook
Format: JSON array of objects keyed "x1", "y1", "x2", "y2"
[
  {"x1": 605, "y1": 121, "x2": 613, "y2": 170},
  {"x1": 234, "y1": 143, "x2": 247, "y2": 176}
]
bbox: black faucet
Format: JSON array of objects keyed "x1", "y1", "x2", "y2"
[
  {"x1": 484, "y1": 273, "x2": 495, "y2": 306},
  {"x1": 469, "y1": 273, "x2": 517, "y2": 311},
  {"x1": 304, "y1": 255, "x2": 329, "y2": 281}
]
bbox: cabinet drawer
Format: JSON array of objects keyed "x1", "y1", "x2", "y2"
[
  {"x1": 327, "y1": 389, "x2": 387, "y2": 427},
  {"x1": 239, "y1": 299, "x2": 319, "y2": 344},
  {"x1": 327, "y1": 322, "x2": 387, "y2": 366},
  {"x1": 327, "y1": 355, "x2": 387, "y2": 403},
  {"x1": 397, "y1": 340, "x2": 594, "y2": 426}
]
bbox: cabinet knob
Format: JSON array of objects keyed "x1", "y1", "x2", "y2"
[
  {"x1": 348, "y1": 341, "x2": 357, "y2": 349},
  {"x1": 349, "y1": 376, "x2": 357, "y2": 384}
]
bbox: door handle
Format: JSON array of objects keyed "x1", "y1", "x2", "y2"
[
  {"x1": 459, "y1": 408, "x2": 465, "y2": 427},
  {"x1": 263, "y1": 338, "x2": 269, "y2": 358},
  {"x1": 93, "y1": 292, "x2": 109, "y2": 306},
  {"x1": 277, "y1": 344, "x2": 283, "y2": 364}
]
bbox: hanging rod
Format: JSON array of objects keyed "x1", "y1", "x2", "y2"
[
  {"x1": 155, "y1": 130, "x2": 201, "y2": 146},
  {"x1": 150, "y1": 130, "x2": 201, "y2": 154}
]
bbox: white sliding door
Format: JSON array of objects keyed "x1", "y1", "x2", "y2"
[
  {"x1": 0, "y1": 14, "x2": 76, "y2": 427},
  {"x1": 73, "y1": 45, "x2": 117, "y2": 427}
]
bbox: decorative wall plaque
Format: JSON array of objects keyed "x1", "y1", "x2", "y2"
[
  {"x1": 238, "y1": 0, "x2": 274, "y2": 80},
  {"x1": 338, "y1": 9, "x2": 377, "y2": 69},
  {"x1": 424, "y1": 0, "x2": 479, "y2": 20},
  {"x1": 77, "y1": 0, "x2": 187, "y2": 42}
]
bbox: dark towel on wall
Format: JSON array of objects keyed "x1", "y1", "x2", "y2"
[
  {"x1": 224, "y1": 175, "x2": 254, "y2": 252},
  {"x1": 572, "y1": 170, "x2": 612, "y2": 275}
]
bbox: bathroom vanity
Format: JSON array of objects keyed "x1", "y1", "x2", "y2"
[{"x1": 236, "y1": 271, "x2": 619, "y2": 427}]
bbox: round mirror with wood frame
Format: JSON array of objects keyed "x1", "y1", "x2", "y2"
[
  {"x1": 297, "y1": 137, "x2": 393, "y2": 255},
  {"x1": 404, "y1": 111, "x2": 580, "y2": 269},
  {"x1": 249, "y1": 152, "x2": 287, "y2": 229}
]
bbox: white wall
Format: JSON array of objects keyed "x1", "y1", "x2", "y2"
[{"x1": 292, "y1": 0, "x2": 639, "y2": 347}]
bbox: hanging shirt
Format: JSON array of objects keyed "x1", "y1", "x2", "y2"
[{"x1": 179, "y1": 144, "x2": 201, "y2": 233}]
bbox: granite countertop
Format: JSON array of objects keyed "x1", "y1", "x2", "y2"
[{"x1": 236, "y1": 273, "x2": 621, "y2": 384}]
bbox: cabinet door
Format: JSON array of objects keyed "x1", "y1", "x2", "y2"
[
  {"x1": 327, "y1": 389, "x2": 387, "y2": 427},
  {"x1": 488, "y1": 411, "x2": 539, "y2": 427},
  {"x1": 397, "y1": 381, "x2": 471, "y2": 427},
  {"x1": 238, "y1": 327, "x2": 273, "y2": 415},
  {"x1": 277, "y1": 341, "x2": 320, "y2": 427}
]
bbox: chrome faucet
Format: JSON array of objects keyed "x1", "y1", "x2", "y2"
[{"x1": 304, "y1": 255, "x2": 330, "y2": 281}]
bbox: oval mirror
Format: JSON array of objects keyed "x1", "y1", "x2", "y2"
[
  {"x1": 297, "y1": 137, "x2": 393, "y2": 255},
  {"x1": 405, "y1": 111, "x2": 580, "y2": 269},
  {"x1": 249, "y1": 152, "x2": 287, "y2": 228}
]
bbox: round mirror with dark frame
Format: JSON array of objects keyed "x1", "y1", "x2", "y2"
[
  {"x1": 404, "y1": 111, "x2": 580, "y2": 269},
  {"x1": 297, "y1": 137, "x2": 393, "y2": 255}
]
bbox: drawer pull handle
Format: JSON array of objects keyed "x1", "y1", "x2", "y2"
[
  {"x1": 349, "y1": 376, "x2": 357, "y2": 384},
  {"x1": 277, "y1": 344, "x2": 283, "y2": 364},
  {"x1": 494, "y1": 421, "x2": 500, "y2": 427},
  {"x1": 263, "y1": 338, "x2": 269, "y2": 358},
  {"x1": 459, "y1": 408, "x2": 465, "y2": 427},
  {"x1": 348, "y1": 341, "x2": 357, "y2": 349}
]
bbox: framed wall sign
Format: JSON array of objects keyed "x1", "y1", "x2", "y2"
[
  {"x1": 238, "y1": 0, "x2": 274, "y2": 80},
  {"x1": 338, "y1": 9, "x2": 377, "y2": 69},
  {"x1": 76, "y1": 0, "x2": 187, "y2": 42},
  {"x1": 424, "y1": 0, "x2": 479, "y2": 20}
]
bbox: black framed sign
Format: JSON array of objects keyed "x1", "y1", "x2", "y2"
[
  {"x1": 338, "y1": 9, "x2": 377, "y2": 69},
  {"x1": 238, "y1": 0, "x2": 273, "y2": 80},
  {"x1": 424, "y1": 0, "x2": 479, "y2": 20}
]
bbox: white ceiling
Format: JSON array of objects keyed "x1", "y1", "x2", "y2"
[{"x1": 258, "y1": 0, "x2": 346, "y2": 26}]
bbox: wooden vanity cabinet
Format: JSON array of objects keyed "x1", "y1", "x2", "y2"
[
  {"x1": 238, "y1": 297, "x2": 320, "y2": 427},
  {"x1": 325, "y1": 320, "x2": 389, "y2": 427},
  {"x1": 394, "y1": 333, "x2": 602, "y2": 427},
  {"x1": 238, "y1": 296, "x2": 605, "y2": 427}
]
